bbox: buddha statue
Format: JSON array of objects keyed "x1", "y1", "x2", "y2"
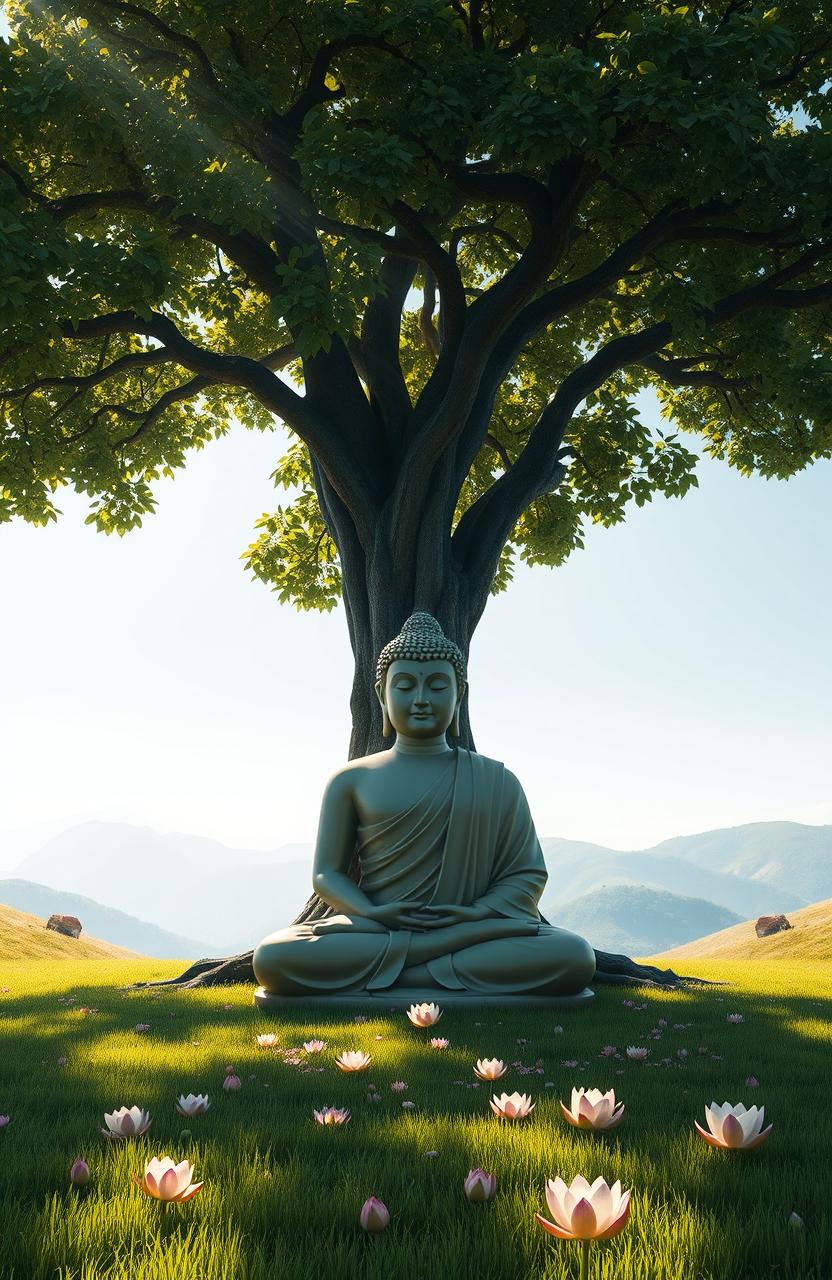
[{"x1": 253, "y1": 613, "x2": 596, "y2": 1008}]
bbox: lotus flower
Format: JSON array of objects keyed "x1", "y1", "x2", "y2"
[
  {"x1": 69, "y1": 1157, "x2": 90, "y2": 1187},
  {"x1": 694, "y1": 1101, "x2": 773, "y2": 1150},
  {"x1": 256, "y1": 1033, "x2": 278, "y2": 1048},
  {"x1": 407, "y1": 1002, "x2": 442, "y2": 1027},
  {"x1": 626, "y1": 1046, "x2": 648, "y2": 1061},
  {"x1": 335, "y1": 1050, "x2": 372, "y2": 1072},
  {"x1": 489, "y1": 1091, "x2": 534, "y2": 1120},
  {"x1": 390, "y1": 1080, "x2": 407, "y2": 1092},
  {"x1": 132, "y1": 1155, "x2": 203, "y2": 1203},
  {"x1": 464, "y1": 1169, "x2": 496, "y2": 1203},
  {"x1": 303, "y1": 1039, "x2": 326, "y2": 1053},
  {"x1": 401, "y1": 1100, "x2": 416, "y2": 1110},
  {"x1": 313, "y1": 1106, "x2": 350, "y2": 1126},
  {"x1": 561, "y1": 1087, "x2": 625, "y2": 1132},
  {"x1": 535, "y1": 1174, "x2": 631, "y2": 1241},
  {"x1": 359, "y1": 1196, "x2": 389, "y2": 1234},
  {"x1": 134, "y1": 1024, "x2": 150, "y2": 1033},
  {"x1": 474, "y1": 1058, "x2": 508, "y2": 1080},
  {"x1": 175, "y1": 1093, "x2": 210, "y2": 1117},
  {"x1": 430, "y1": 1037, "x2": 449, "y2": 1049},
  {"x1": 0, "y1": 1116, "x2": 9, "y2": 1128},
  {"x1": 726, "y1": 1013, "x2": 744, "y2": 1024},
  {"x1": 223, "y1": 1074, "x2": 241, "y2": 1091},
  {"x1": 101, "y1": 1106, "x2": 152, "y2": 1140}
]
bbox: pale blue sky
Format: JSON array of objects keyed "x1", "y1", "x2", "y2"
[
  {"x1": 1, "y1": 390, "x2": 830, "y2": 856},
  {"x1": 1, "y1": 6, "x2": 829, "y2": 859}
]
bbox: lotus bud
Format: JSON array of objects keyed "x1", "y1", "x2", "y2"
[
  {"x1": 70, "y1": 1157, "x2": 90, "y2": 1187},
  {"x1": 359, "y1": 1196, "x2": 389, "y2": 1234},
  {"x1": 464, "y1": 1169, "x2": 496, "y2": 1203}
]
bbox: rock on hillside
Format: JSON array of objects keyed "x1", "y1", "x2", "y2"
[
  {"x1": 0, "y1": 901, "x2": 140, "y2": 961},
  {"x1": 0, "y1": 880, "x2": 217, "y2": 958},
  {"x1": 547, "y1": 884, "x2": 742, "y2": 957},
  {"x1": 648, "y1": 897, "x2": 832, "y2": 963}
]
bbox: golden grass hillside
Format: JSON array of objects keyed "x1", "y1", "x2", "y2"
[
  {"x1": 0, "y1": 901, "x2": 142, "y2": 961},
  {"x1": 647, "y1": 896, "x2": 832, "y2": 964}
]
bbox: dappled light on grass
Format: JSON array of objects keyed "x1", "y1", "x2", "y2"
[{"x1": 0, "y1": 955, "x2": 830, "y2": 1276}]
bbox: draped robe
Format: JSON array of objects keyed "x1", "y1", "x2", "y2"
[{"x1": 252, "y1": 748, "x2": 596, "y2": 997}]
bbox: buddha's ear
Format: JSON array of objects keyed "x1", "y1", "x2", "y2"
[
  {"x1": 374, "y1": 679, "x2": 393, "y2": 738},
  {"x1": 451, "y1": 680, "x2": 467, "y2": 737}
]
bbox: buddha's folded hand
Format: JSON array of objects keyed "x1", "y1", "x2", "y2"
[
  {"x1": 363, "y1": 901, "x2": 435, "y2": 930},
  {"x1": 417, "y1": 903, "x2": 491, "y2": 927}
]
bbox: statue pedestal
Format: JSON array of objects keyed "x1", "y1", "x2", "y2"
[{"x1": 253, "y1": 985, "x2": 595, "y2": 1011}]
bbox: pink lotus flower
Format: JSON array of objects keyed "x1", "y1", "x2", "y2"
[
  {"x1": 335, "y1": 1050, "x2": 372, "y2": 1072},
  {"x1": 474, "y1": 1057, "x2": 508, "y2": 1081},
  {"x1": 430, "y1": 1037, "x2": 449, "y2": 1049},
  {"x1": 313, "y1": 1106, "x2": 350, "y2": 1126},
  {"x1": 0, "y1": 1116, "x2": 10, "y2": 1128},
  {"x1": 407, "y1": 1002, "x2": 442, "y2": 1027},
  {"x1": 390, "y1": 1081, "x2": 407, "y2": 1092},
  {"x1": 695, "y1": 1101, "x2": 773, "y2": 1150},
  {"x1": 256, "y1": 1033, "x2": 278, "y2": 1048},
  {"x1": 359, "y1": 1196, "x2": 389, "y2": 1234},
  {"x1": 561, "y1": 1087, "x2": 625, "y2": 1132},
  {"x1": 303, "y1": 1040, "x2": 326, "y2": 1053},
  {"x1": 176, "y1": 1094, "x2": 210, "y2": 1117},
  {"x1": 626, "y1": 1046, "x2": 648, "y2": 1061},
  {"x1": 464, "y1": 1169, "x2": 496, "y2": 1203},
  {"x1": 489, "y1": 1091, "x2": 534, "y2": 1120},
  {"x1": 223, "y1": 1074, "x2": 242, "y2": 1091},
  {"x1": 69, "y1": 1157, "x2": 90, "y2": 1187},
  {"x1": 599, "y1": 1045, "x2": 617, "y2": 1058},
  {"x1": 132, "y1": 1155, "x2": 203, "y2": 1203},
  {"x1": 535, "y1": 1175, "x2": 631, "y2": 1242},
  {"x1": 101, "y1": 1106, "x2": 152, "y2": 1140},
  {"x1": 745, "y1": 1076, "x2": 760, "y2": 1088}
]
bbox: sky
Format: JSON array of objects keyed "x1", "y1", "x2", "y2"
[
  {"x1": 1, "y1": 393, "x2": 830, "y2": 860},
  {"x1": 1, "y1": 6, "x2": 830, "y2": 863}
]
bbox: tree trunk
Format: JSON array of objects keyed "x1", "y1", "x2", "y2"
[{"x1": 124, "y1": 511, "x2": 713, "y2": 992}]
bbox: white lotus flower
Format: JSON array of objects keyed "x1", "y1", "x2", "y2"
[
  {"x1": 256, "y1": 1033, "x2": 278, "y2": 1048},
  {"x1": 132, "y1": 1154, "x2": 203, "y2": 1203},
  {"x1": 695, "y1": 1101, "x2": 773, "y2": 1150},
  {"x1": 626, "y1": 1046, "x2": 648, "y2": 1061},
  {"x1": 175, "y1": 1093, "x2": 210, "y2": 1117},
  {"x1": 474, "y1": 1057, "x2": 508, "y2": 1080},
  {"x1": 303, "y1": 1039, "x2": 326, "y2": 1053},
  {"x1": 489, "y1": 1091, "x2": 534, "y2": 1120},
  {"x1": 101, "y1": 1105, "x2": 152, "y2": 1139},
  {"x1": 335, "y1": 1050, "x2": 372, "y2": 1072},
  {"x1": 407, "y1": 1002, "x2": 442, "y2": 1027},
  {"x1": 535, "y1": 1174, "x2": 631, "y2": 1241},
  {"x1": 560, "y1": 1086, "x2": 625, "y2": 1131}
]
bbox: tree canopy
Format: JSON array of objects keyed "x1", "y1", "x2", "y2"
[{"x1": 1, "y1": 0, "x2": 831, "y2": 619}]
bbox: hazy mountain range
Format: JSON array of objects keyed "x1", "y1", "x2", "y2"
[{"x1": 3, "y1": 818, "x2": 829, "y2": 958}]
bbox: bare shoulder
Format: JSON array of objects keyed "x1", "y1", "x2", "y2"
[{"x1": 323, "y1": 749, "x2": 395, "y2": 796}]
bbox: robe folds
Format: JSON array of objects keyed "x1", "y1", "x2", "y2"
[{"x1": 252, "y1": 748, "x2": 596, "y2": 997}]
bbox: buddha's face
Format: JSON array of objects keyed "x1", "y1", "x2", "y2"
[{"x1": 377, "y1": 659, "x2": 462, "y2": 739}]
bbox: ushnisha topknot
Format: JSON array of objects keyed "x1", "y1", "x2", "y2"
[{"x1": 375, "y1": 612, "x2": 467, "y2": 687}]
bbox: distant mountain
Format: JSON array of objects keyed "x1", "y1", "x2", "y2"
[
  {"x1": 12, "y1": 818, "x2": 831, "y2": 956},
  {"x1": 650, "y1": 896, "x2": 832, "y2": 964},
  {"x1": 645, "y1": 822, "x2": 832, "y2": 906},
  {"x1": 0, "y1": 900, "x2": 142, "y2": 962},
  {"x1": 0, "y1": 880, "x2": 217, "y2": 958},
  {"x1": 12, "y1": 822, "x2": 310, "y2": 952},
  {"x1": 552, "y1": 885, "x2": 743, "y2": 956}
]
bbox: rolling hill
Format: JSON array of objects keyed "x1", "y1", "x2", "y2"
[
  {"x1": 0, "y1": 880, "x2": 217, "y2": 958},
  {"x1": 0, "y1": 901, "x2": 141, "y2": 961},
  {"x1": 649, "y1": 896, "x2": 832, "y2": 963},
  {"x1": 552, "y1": 885, "x2": 743, "y2": 956}
]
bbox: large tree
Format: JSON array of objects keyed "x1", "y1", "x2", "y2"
[{"x1": 2, "y1": 0, "x2": 830, "y2": 984}]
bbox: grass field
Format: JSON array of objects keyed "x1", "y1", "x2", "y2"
[{"x1": 1, "y1": 949, "x2": 829, "y2": 1279}]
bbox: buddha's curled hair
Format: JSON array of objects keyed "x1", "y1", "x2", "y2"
[{"x1": 375, "y1": 612, "x2": 467, "y2": 687}]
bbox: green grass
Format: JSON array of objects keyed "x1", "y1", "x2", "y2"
[{"x1": 1, "y1": 955, "x2": 830, "y2": 1279}]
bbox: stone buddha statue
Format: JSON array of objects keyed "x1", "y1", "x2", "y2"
[{"x1": 252, "y1": 613, "x2": 596, "y2": 1008}]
